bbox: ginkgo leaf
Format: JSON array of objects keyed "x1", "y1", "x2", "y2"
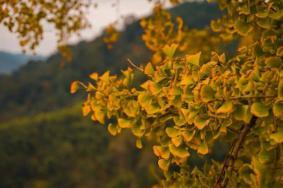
[
  {"x1": 200, "y1": 85, "x2": 215, "y2": 103},
  {"x1": 166, "y1": 127, "x2": 180, "y2": 138},
  {"x1": 123, "y1": 100, "x2": 139, "y2": 117},
  {"x1": 82, "y1": 104, "x2": 91, "y2": 116},
  {"x1": 132, "y1": 124, "x2": 145, "y2": 137},
  {"x1": 194, "y1": 116, "x2": 210, "y2": 130},
  {"x1": 235, "y1": 18, "x2": 253, "y2": 36},
  {"x1": 273, "y1": 103, "x2": 283, "y2": 119},
  {"x1": 153, "y1": 145, "x2": 170, "y2": 159},
  {"x1": 118, "y1": 118, "x2": 133, "y2": 128},
  {"x1": 144, "y1": 63, "x2": 154, "y2": 76},
  {"x1": 172, "y1": 136, "x2": 182, "y2": 147},
  {"x1": 251, "y1": 102, "x2": 269, "y2": 118},
  {"x1": 70, "y1": 81, "x2": 84, "y2": 94},
  {"x1": 158, "y1": 159, "x2": 170, "y2": 171},
  {"x1": 89, "y1": 72, "x2": 99, "y2": 80},
  {"x1": 233, "y1": 105, "x2": 252, "y2": 124},
  {"x1": 107, "y1": 123, "x2": 119, "y2": 136},
  {"x1": 162, "y1": 43, "x2": 178, "y2": 58},
  {"x1": 169, "y1": 144, "x2": 190, "y2": 158},
  {"x1": 216, "y1": 101, "x2": 234, "y2": 114},
  {"x1": 182, "y1": 130, "x2": 195, "y2": 142},
  {"x1": 136, "y1": 138, "x2": 143, "y2": 149},
  {"x1": 197, "y1": 141, "x2": 208, "y2": 155},
  {"x1": 92, "y1": 106, "x2": 105, "y2": 124},
  {"x1": 186, "y1": 52, "x2": 201, "y2": 66},
  {"x1": 270, "y1": 128, "x2": 283, "y2": 143}
]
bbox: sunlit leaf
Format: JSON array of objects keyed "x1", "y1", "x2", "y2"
[
  {"x1": 197, "y1": 141, "x2": 208, "y2": 155},
  {"x1": 216, "y1": 101, "x2": 233, "y2": 114},
  {"x1": 194, "y1": 116, "x2": 210, "y2": 130},
  {"x1": 162, "y1": 43, "x2": 178, "y2": 58},
  {"x1": 186, "y1": 52, "x2": 201, "y2": 66},
  {"x1": 158, "y1": 159, "x2": 170, "y2": 171},
  {"x1": 251, "y1": 102, "x2": 269, "y2": 118}
]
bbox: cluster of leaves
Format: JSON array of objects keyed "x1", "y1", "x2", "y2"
[
  {"x1": 72, "y1": 0, "x2": 283, "y2": 187},
  {"x1": 0, "y1": 0, "x2": 91, "y2": 52}
]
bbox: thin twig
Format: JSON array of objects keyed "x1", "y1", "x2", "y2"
[{"x1": 127, "y1": 58, "x2": 144, "y2": 72}]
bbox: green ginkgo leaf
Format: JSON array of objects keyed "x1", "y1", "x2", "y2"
[
  {"x1": 251, "y1": 102, "x2": 269, "y2": 118},
  {"x1": 273, "y1": 103, "x2": 283, "y2": 119},
  {"x1": 194, "y1": 116, "x2": 210, "y2": 130},
  {"x1": 233, "y1": 105, "x2": 252, "y2": 123},
  {"x1": 235, "y1": 19, "x2": 253, "y2": 36},
  {"x1": 270, "y1": 128, "x2": 283, "y2": 143},
  {"x1": 200, "y1": 85, "x2": 215, "y2": 103},
  {"x1": 216, "y1": 101, "x2": 234, "y2": 114}
]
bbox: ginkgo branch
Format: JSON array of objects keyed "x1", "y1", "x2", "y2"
[{"x1": 215, "y1": 116, "x2": 257, "y2": 188}]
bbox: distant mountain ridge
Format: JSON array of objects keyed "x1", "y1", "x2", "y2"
[{"x1": 0, "y1": 51, "x2": 45, "y2": 74}]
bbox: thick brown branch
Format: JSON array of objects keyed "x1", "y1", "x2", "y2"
[{"x1": 214, "y1": 116, "x2": 257, "y2": 188}]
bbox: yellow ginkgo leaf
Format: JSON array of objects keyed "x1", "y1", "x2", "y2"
[
  {"x1": 70, "y1": 81, "x2": 84, "y2": 94},
  {"x1": 118, "y1": 118, "x2": 133, "y2": 128},
  {"x1": 162, "y1": 43, "x2": 178, "y2": 58},
  {"x1": 89, "y1": 72, "x2": 99, "y2": 80},
  {"x1": 82, "y1": 104, "x2": 91, "y2": 116},
  {"x1": 158, "y1": 159, "x2": 170, "y2": 171},
  {"x1": 194, "y1": 116, "x2": 210, "y2": 130},
  {"x1": 197, "y1": 141, "x2": 208, "y2": 155},
  {"x1": 251, "y1": 102, "x2": 269, "y2": 118},
  {"x1": 216, "y1": 101, "x2": 234, "y2": 114},
  {"x1": 165, "y1": 127, "x2": 180, "y2": 138},
  {"x1": 136, "y1": 138, "x2": 143, "y2": 149},
  {"x1": 186, "y1": 52, "x2": 201, "y2": 66}
]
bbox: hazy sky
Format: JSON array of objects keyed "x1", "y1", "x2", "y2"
[{"x1": 0, "y1": 0, "x2": 171, "y2": 56}]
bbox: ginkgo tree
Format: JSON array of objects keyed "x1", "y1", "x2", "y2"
[
  {"x1": 2, "y1": 0, "x2": 282, "y2": 187},
  {"x1": 71, "y1": 0, "x2": 283, "y2": 187}
]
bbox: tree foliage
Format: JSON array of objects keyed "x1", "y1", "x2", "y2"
[
  {"x1": 1, "y1": 0, "x2": 282, "y2": 187},
  {"x1": 71, "y1": 0, "x2": 283, "y2": 187}
]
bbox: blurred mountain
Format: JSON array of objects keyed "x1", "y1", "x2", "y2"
[
  {"x1": 0, "y1": 2, "x2": 223, "y2": 121},
  {"x1": 0, "y1": 51, "x2": 45, "y2": 74}
]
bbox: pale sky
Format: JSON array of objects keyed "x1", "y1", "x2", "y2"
[{"x1": 0, "y1": 0, "x2": 171, "y2": 56}]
